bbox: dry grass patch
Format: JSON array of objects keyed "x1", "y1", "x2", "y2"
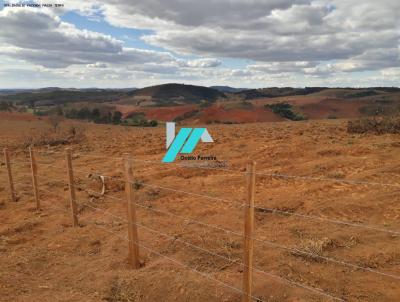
[
  {"x1": 347, "y1": 115, "x2": 400, "y2": 134},
  {"x1": 292, "y1": 237, "x2": 336, "y2": 262},
  {"x1": 20, "y1": 124, "x2": 86, "y2": 148}
]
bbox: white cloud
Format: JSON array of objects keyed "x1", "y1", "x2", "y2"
[
  {"x1": 179, "y1": 58, "x2": 221, "y2": 68},
  {"x1": 0, "y1": 0, "x2": 399, "y2": 87},
  {"x1": 80, "y1": 0, "x2": 399, "y2": 64}
]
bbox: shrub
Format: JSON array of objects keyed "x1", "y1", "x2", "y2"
[
  {"x1": 347, "y1": 115, "x2": 400, "y2": 134},
  {"x1": 123, "y1": 113, "x2": 158, "y2": 127},
  {"x1": 67, "y1": 124, "x2": 87, "y2": 142},
  {"x1": 149, "y1": 120, "x2": 158, "y2": 127},
  {"x1": 292, "y1": 237, "x2": 335, "y2": 262},
  {"x1": 0, "y1": 101, "x2": 15, "y2": 111},
  {"x1": 266, "y1": 103, "x2": 306, "y2": 121},
  {"x1": 33, "y1": 109, "x2": 49, "y2": 116},
  {"x1": 47, "y1": 114, "x2": 64, "y2": 132}
]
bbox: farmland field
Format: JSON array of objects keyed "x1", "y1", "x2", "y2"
[{"x1": 0, "y1": 113, "x2": 399, "y2": 301}]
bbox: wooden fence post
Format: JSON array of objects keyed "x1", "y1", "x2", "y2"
[
  {"x1": 65, "y1": 148, "x2": 78, "y2": 227},
  {"x1": 123, "y1": 154, "x2": 140, "y2": 269},
  {"x1": 242, "y1": 161, "x2": 256, "y2": 302},
  {"x1": 29, "y1": 147, "x2": 40, "y2": 211},
  {"x1": 3, "y1": 148, "x2": 16, "y2": 202}
]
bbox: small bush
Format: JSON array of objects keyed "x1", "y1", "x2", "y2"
[
  {"x1": 67, "y1": 124, "x2": 87, "y2": 142},
  {"x1": 347, "y1": 115, "x2": 400, "y2": 134},
  {"x1": 266, "y1": 103, "x2": 306, "y2": 121},
  {"x1": 0, "y1": 101, "x2": 15, "y2": 111},
  {"x1": 47, "y1": 114, "x2": 64, "y2": 132},
  {"x1": 292, "y1": 237, "x2": 335, "y2": 262}
]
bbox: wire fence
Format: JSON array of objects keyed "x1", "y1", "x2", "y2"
[{"x1": 1, "y1": 147, "x2": 400, "y2": 302}]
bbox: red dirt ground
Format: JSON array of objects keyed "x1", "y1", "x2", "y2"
[
  {"x1": 252, "y1": 96, "x2": 366, "y2": 119},
  {"x1": 115, "y1": 104, "x2": 198, "y2": 121},
  {"x1": 0, "y1": 112, "x2": 42, "y2": 122},
  {"x1": 193, "y1": 105, "x2": 283, "y2": 123},
  {"x1": 1, "y1": 113, "x2": 399, "y2": 302},
  {"x1": 115, "y1": 95, "x2": 370, "y2": 124}
]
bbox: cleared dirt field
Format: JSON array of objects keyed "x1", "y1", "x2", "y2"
[{"x1": 0, "y1": 113, "x2": 399, "y2": 301}]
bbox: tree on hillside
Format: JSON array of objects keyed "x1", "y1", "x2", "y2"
[
  {"x1": 92, "y1": 108, "x2": 100, "y2": 120},
  {"x1": 77, "y1": 107, "x2": 91, "y2": 120},
  {"x1": 112, "y1": 111, "x2": 122, "y2": 124},
  {"x1": 55, "y1": 106, "x2": 63, "y2": 116},
  {"x1": 0, "y1": 101, "x2": 14, "y2": 111},
  {"x1": 47, "y1": 114, "x2": 64, "y2": 132}
]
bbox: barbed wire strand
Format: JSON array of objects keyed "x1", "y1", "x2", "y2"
[
  {"x1": 28, "y1": 149, "x2": 400, "y2": 188},
  {"x1": 5, "y1": 150, "x2": 400, "y2": 295},
  {"x1": 89, "y1": 220, "x2": 265, "y2": 302},
  {"x1": 4, "y1": 177, "x2": 390, "y2": 300},
  {"x1": 67, "y1": 166, "x2": 400, "y2": 236},
  {"x1": 253, "y1": 205, "x2": 400, "y2": 236},
  {"x1": 131, "y1": 180, "x2": 400, "y2": 236},
  {"x1": 12, "y1": 165, "x2": 400, "y2": 237},
  {"x1": 79, "y1": 199, "x2": 242, "y2": 264},
  {"x1": 76, "y1": 186, "x2": 400, "y2": 281},
  {"x1": 70, "y1": 152, "x2": 400, "y2": 188},
  {"x1": 39, "y1": 187, "x2": 68, "y2": 199},
  {"x1": 69, "y1": 168, "x2": 243, "y2": 208},
  {"x1": 32, "y1": 185, "x2": 265, "y2": 301},
  {"x1": 77, "y1": 197, "x2": 344, "y2": 301},
  {"x1": 39, "y1": 190, "x2": 71, "y2": 214}
]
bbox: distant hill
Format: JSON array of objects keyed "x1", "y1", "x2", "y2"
[
  {"x1": 126, "y1": 83, "x2": 226, "y2": 105},
  {"x1": 236, "y1": 87, "x2": 327, "y2": 100},
  {"x1": 210, "y1": 86, "x2": 248, "y2": 93},
  {"x1": 0, "y1": 89, "x2": 126, "y2": 106},
  {"x1": 2, "y1": 84, "x2": 400, "y2": 125},
  {"x1": 236, "y1": 87, "x2": 400, "y2": 100}
]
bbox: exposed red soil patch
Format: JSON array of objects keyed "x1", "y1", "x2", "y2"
[
  {"x1": 192, "y1": 104, "x2": 283, "y2": 123},
  {"x1": 115, "y1": 104, "x2": 198, "y2": 121},
  {"x1": 145, "y1": 105, "x2": 197, "y2": 121},
  {"x1": 299, "y1": 99, "x2": 365, "y2": 119},
  {"x1": 252, "y1": 95, "x2": 326, "y2": 107},
  {"x1": 0, "y1": 112, "x2": 42, "y2": 122},
  {"x1": 251, "y1": 96, "x2": 367, "y2": 119}
]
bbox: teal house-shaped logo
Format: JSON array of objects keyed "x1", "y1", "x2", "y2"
[{"x1": 162, "y1": 122, "x2": 213, "y2": 163}]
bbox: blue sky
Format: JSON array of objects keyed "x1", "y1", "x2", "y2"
[
  {"x1": 60, "y1": 11, "x2": 251, "y2": 71},
  {"x1": 61, "y1": 11, "x2": 157, "y2": 51},
  {"x1": 0, "y1": 0, "x2": 398, "y2": 88}
]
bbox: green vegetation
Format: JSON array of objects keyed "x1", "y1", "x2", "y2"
[
  {"x1": 238, "y1": 87, "x2": 326, "y2": 100},
  {"x1": 122, "y1": 119, "x2": 158, "y2": 127},
  {"x1": 0, "y1": 101, "x2": 15, "y2": 111},
  {"x1": 124, "y1": 112, "x2": 158, "y2": 127},
  {"x1": 343, "y1": 90, "x2": 379, "y2": 98},
  {"x1": 3, "y1": 89, "x2": 123, "y2": 106},
  {"x1": 199, "y1": 100, "x2": 213, "y2": 108},
  {"x1": 173, "y1": 110, "x2": 199, "y2": 122},
  {"x1": 127, "y1": 83, "x2": 225, "y2": 105},
  {"x1": 32, "y1": 105, "x2": 157, "y2": 127},
  {"x1": 64, "y1": 107, "x2": 124, "y2": 125},
  {"x1": 266, "y1": 103, "x2": 306, "y2": 121}
]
